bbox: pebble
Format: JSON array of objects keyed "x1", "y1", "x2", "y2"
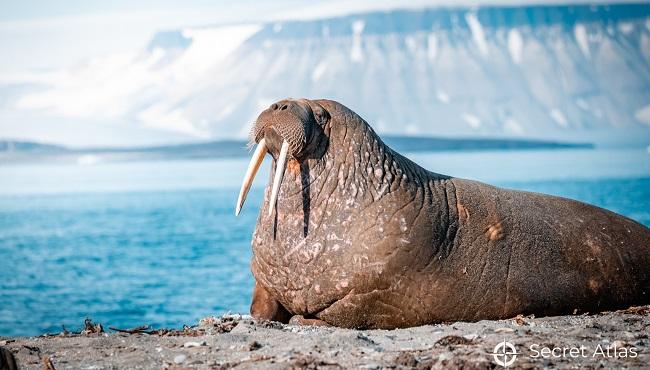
[
  {"x1": 248, "y1": 341, "x2": 262, "y2": 351},
  {"x1": 183, "y1": 341, "x2": 207, "y2": 348},
  {"x1": 438, "y1": 352, "x2": 453, "y2": 361},
  {"x1": 359, "y1": 363, "x2": 381, "y2": 369},
  {"x1": 463, "y1": 333, "x2": 479, "y2": 341},
  {"x1": 173, "y1": 354, "x2": 187, "y2": 364}
]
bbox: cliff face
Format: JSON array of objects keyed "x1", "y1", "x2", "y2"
[{"x1": 10, "y1": 4, "x2": 650, "y2": 142}]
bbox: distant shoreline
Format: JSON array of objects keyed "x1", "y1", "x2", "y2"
[{"x1": 0, "y1": 136, "x2": 593, "y2": 164}]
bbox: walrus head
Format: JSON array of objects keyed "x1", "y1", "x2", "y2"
[{"x1": 236, "y1": 98, "x2": 331, "y2": 216}]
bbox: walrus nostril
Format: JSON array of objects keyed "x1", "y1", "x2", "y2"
[
  {"x1": 280, "y1": 104, "x2": 288, "y2": 110},
  {"x1": 271, "y1": 103, "x2": 279, "y2": 110}
]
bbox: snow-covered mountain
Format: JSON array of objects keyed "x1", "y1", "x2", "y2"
[{"x1": 8, "y1": 3, "x2": 650, "y2": 144}]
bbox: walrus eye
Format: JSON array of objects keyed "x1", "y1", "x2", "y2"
[{"x1": 235, "y1": 137, "x2": 290, "y2": 217}]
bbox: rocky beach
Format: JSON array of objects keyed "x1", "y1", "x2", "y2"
[{"x1": 2, "y1": 306, "x2": 648, "y2": 369}]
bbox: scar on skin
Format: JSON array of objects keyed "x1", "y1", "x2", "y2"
[
  {"x1": 485, "y1": 222, "x2": 504, "y2": 241},
  {"x1": 457, "y1": 202, "x2": 470, "y2": 221},
  {"x1": 287, "y1": 159, "x2": 301, "y2": 173}
]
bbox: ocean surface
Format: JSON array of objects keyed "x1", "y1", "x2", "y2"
[{"x1": 1, "y1": 147, "x2": 649, "y2": 336}]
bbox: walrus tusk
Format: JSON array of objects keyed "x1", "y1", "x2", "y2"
[
  {"x1": 269, "y1": 140, "x2": 289, "y2": 216},
  {"x1": 235, "y1": 138, "x2": 267, "y2": 216}
]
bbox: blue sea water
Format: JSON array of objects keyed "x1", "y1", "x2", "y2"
[{"x1": 1, "y1": 148, "x2": 649, "y2": 336}]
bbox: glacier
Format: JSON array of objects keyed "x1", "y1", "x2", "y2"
[{"x1": 5, "y1": 3, "x2": 650, "y2": 145}]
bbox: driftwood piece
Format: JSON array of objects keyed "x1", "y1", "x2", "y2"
[
  {"x1": 42, "y1": 356, "x2": 56, "y2": 370},
  {"x1": 109, "y1": 325, "x2": 152, "y2": 334}
]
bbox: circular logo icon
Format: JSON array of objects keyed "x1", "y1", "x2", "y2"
[{"x1": 492, "y1": 340, "x2": 518, "y2": 367}]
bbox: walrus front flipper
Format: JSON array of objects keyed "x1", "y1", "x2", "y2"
[
  {"x1": 250, "y1": 281, "x2": 292, "y2": 323},
  {"x1": 0, "y1": 347, "x2": 17, "y2": 370},
  {"x1": 289, "y1": 315, "x2": 331, "y2": 327}
]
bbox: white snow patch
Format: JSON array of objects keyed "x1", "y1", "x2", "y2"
[
  {"x1": 574, "y1": 24, "x2": 590, "y2": 58},
  {"x1": 350, "y1": 43, "x2": 363, "y2": 62},
  {"x1": 507, "y1": 29, "x2": 523, "y2": 64},
  {"x1": 273, "y1": 23, "x2": 283, "y2": 33},
  {"x1": 436, "y1": 90, "x2": 450, "y2": 104},
  {"x1": 350, "y1": 20, "x2": 365, "y2": 62},
  {"x1": 465, "y1": 12, "x2": 489, "y2": 56},
  {"x1": 405, "y1": 36, "x2": 417, "y2": 53},
  {"x1": 503, "y1": 117, "x2": 524, "y2": 134},
  {"x1": 176, "y1": 25, "x2": 260, "y2": 82},
  {"x1": 576, "y1": 98, "x2": 590, "y2": 110},
  {"x1": 427, "y1": 33, "x2": 438, "y2": 61},
  {"x1": 462, "y1": 113, "x2": 481, "y2": 128},
  {"x1": 352, "y1": 19, "x2": 365, "y2": 34},
  {"x1": 312, "y1": 61, "x2": 328, "y2": 82},
  {"x1": 549, "y1": 108, "x2": 569, "y2": 127},
  {"x1": 618, "y1": 22, "x2": 634, "y2": 34},
  {"x1": 634, "y1": 104, "x2": 650, "y2": 126}
]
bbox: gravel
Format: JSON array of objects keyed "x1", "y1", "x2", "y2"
[{"x1": 2, "y1": 307, "x2": 648, "y2": 369}]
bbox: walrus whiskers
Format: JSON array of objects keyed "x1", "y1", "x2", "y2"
[
  {"x1": 235, "y1": 138, "x2": 267, "y2": 216},
  {"x1": 268, "y1": 140, "x2": 289, "y2": 216}
]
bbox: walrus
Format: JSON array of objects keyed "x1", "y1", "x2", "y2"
[{"x1": 235, "y1": 98, "x2": 650, "y2": 329}]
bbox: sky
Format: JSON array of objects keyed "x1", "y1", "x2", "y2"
[
  {"x1": 0, "y1": 0, "x2": 646, "y2": 147},
  {"x1": 0, "y1": 0, "x2": 295, "y2": 74}
]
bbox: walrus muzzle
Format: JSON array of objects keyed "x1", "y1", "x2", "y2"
[{"x1": 235, "y1": 99, "x2": 329, "y2": 217}]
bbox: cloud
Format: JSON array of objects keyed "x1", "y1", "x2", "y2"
[{"x1": 11, "y1": 24, "x2": 261, "y2": 138}]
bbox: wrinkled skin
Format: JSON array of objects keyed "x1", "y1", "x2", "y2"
[{"x1": 245, "y1": 98, "x2": 650, "y2": 329}]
